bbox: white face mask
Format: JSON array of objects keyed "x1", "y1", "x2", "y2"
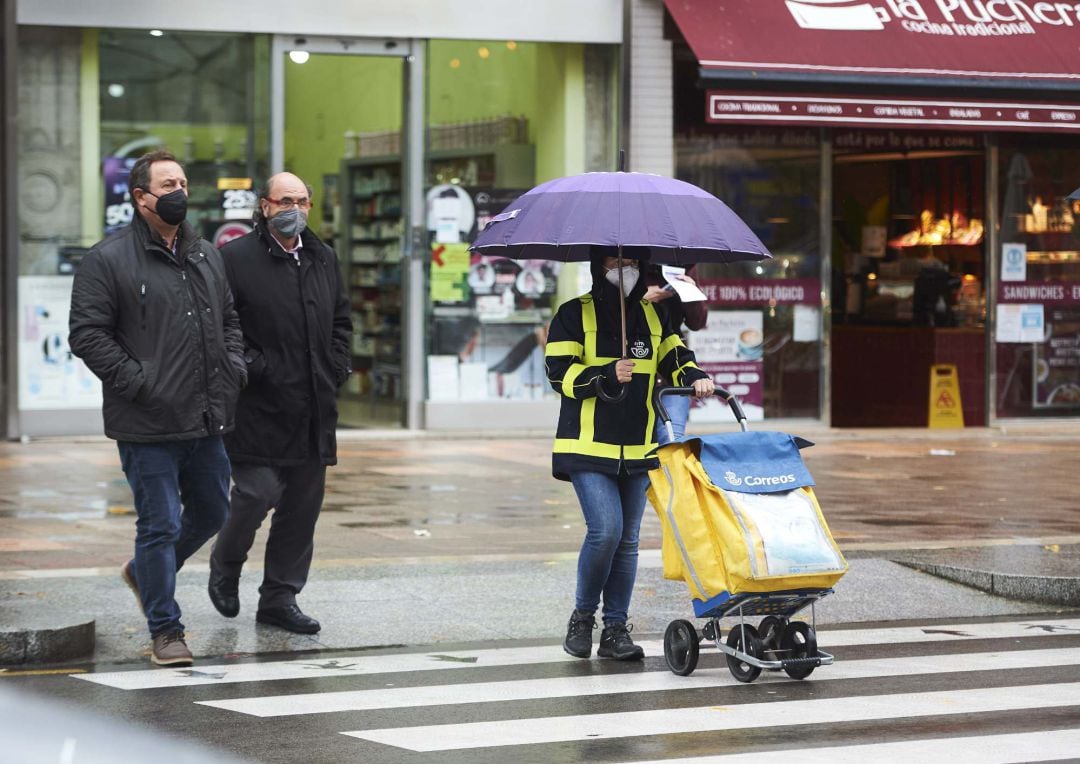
[{"x1": 605, "y1": 265, "x2": 639, "y2": 296}]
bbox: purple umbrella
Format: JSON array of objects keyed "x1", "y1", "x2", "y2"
[
  {"x1": 470, "y1": 171, "x2": 772, "y2": 265},
  {"x1": 470, "y1": 170, "x2": 771, "y2": 380}
]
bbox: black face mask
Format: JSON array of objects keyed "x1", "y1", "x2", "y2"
[{"x1": 143, "y1": 188, "x2": 188, "y2": 225}]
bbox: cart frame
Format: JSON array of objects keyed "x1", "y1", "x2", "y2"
[{"x1": 654, "y1": 386, "x2": 838, "y2": 682}]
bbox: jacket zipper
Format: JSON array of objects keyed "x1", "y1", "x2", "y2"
[
  {"x1": 181, "y1": 262, "x2": 214, "y2": 434},
  {"x1": 294, "y1": 253, "x2": 319, "y2": 459}
]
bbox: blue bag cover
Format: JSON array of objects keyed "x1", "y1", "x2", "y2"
[{"x1": 674, "y1": 431, "x2": 815, "y2": 494}]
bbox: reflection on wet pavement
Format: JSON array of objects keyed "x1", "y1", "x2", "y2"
[{"x1": 1, "y1": 434, "x2": 1080, "y2": 575}]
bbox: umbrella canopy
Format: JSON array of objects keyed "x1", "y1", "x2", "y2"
[{"x1": 470, "y1": 171, "x2": 772, "y2": 264}]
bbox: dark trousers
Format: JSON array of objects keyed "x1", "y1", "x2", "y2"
[
  {"x1": 118, "y1": 436, "x2": 230, "y2": 638},
  {"x1": 211, "y1": 456, "x2": 326, "y2": 610}
]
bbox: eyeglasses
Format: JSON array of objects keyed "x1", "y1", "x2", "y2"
[{"x1": 265, "y1": 197, "x2": 313, "y2": 210}]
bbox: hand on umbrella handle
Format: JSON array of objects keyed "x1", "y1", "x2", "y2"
[
  {"x1": 595, "y1": 378, "x2": 629, "y2": 403},
  {"x1": 595, "y1": 362, "x2": 631, "y2": 403}
]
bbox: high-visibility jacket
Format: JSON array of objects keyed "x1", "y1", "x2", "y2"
[{"x1": 545, "y1": 292, "x2": 707, "y2": 481}]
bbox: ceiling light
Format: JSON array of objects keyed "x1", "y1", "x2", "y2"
[
  {"x1": 107, "y1": 83, "x2": 125, "y2": 98},
  {"x1": 289, "y1": 50, "x2": 310, "y2": 64},
  {"x1": 149, "y1": 29, "x2": 164, "y2": 37}
]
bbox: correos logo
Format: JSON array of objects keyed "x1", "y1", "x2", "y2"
[
  {"x1": 727, "y1": 472, "x2": 797, "y2": 487},
  {"x1": 786, "y1": 0, "x2": 885, "y2": 30}
]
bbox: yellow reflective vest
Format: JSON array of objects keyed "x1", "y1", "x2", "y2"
[{"x1": 545, "y1": 293, "x2": 707, "y2": 481}]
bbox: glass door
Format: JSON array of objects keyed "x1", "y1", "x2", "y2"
[{"x1": 272, "y1": 36, "x2": 417, "y2": 428}]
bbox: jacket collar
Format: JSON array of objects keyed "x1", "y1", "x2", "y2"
[
  {"x1": 256, "y1": 220, "x2": 327, "y2": 264},
  {"x1": 132, "y1": 214, "x2": 200, "y2": 259}
]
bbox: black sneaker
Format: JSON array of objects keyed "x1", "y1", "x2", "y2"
[
  {"x1": 563, "y1": 609, "x2": 596, "y2": 658},
  {"x1": 598, "y1": 621, "x2": 644, "y2": 660}
]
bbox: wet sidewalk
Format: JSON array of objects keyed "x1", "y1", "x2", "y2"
[{"x1": 2, "y1": 424, "x2": 1079, "y2": 665}]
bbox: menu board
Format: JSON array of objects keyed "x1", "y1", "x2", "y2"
[
  {"x1": 1033, "y1": 309, "x2": 1080, "y2": 409},
  {"x1": 689, "y1": 310, "x2": 764, "y2": 422}
]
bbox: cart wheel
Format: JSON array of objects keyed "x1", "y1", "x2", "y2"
[
  {"x1": 664, "y1": 620, "x2": 700, "y2": 676},
  {"x1": 725, "y1": 624, "x2": 764, "y2": 683},
  {"x1": 780, "y1": 621, "x2": 818, "y2": 680},
  {"x1": 757, "y1": 616, "x2": 786, "y2": 649},
  {"x1": 757, "y1": 616, "x2": 786, "y2": 670}
]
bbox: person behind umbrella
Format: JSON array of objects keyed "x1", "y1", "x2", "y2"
[
  {"x1": 643, "y1": 264, "x2": 708, "y2": 445},
  {"x1": 546, "y1": 251, "x2": 714, "y2": 660}
]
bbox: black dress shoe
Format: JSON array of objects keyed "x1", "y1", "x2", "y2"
[
  {"x1": 208, "y1": 568, "x2": 240, "y2": 618},
  {"x1": 256, "y1": 604, "x2": 321, "y2": 634}
]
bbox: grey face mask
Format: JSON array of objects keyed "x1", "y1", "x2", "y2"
[{"x1": 269, "y1": 207, "x2": 307, "y2": 239}]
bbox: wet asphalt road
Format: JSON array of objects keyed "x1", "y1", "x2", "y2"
[{"x1": 2, "y1": 427, "x2": 1080, "y2": 761}]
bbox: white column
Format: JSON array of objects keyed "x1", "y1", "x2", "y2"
[{"x1": 628, "y1": 0, "x2": 673, "y2": 177}]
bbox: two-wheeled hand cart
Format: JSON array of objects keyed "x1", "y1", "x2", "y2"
[{"x1": 648, "y1": 386, "x2": 848, "y2": 684}]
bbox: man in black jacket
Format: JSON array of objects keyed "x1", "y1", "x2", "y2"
[
  {"x1": 208, "y1": 172, "x2": 353, "y2": 634},
  {"x1": 69, "y1": 150, "x2": 246, "y2": 666}
]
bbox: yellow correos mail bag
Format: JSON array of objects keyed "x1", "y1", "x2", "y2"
[{"x1": 647, "y1": 431, "x2": 847, "y2": 612}]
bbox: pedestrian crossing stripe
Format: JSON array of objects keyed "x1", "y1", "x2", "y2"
[
  {"x1": 74, "y1": 618, "x2": 1080, "y2": 690},
  {"x1": 624, "y1": 728, "x2": 1080, "y2": 764},
  {"x1": 198, "y1": 646, "x2": 1080, "y2": 718},
  {"x1": 344, "y1": 682, "x2": 1080, "y2": 751}
]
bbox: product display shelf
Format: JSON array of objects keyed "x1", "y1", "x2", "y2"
[{"x1": 341, "y1": 155, "x2": 405, "y2": 411}]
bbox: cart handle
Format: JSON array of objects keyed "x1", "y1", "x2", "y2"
[{"x1": 654, "y1": 385, "x2": 748, "y2": 440}]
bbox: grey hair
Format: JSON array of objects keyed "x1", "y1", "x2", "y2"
[{"x1": 253, "y1": 176, "x2": 315, "y2": 225}]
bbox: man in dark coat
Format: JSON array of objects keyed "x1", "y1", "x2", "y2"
[
  {"x1": 208, "y1": 172, "x2": 353, "y2": 634},
  {"x1": 69, "y1": 150, "x2": 246, "y2": 666}
]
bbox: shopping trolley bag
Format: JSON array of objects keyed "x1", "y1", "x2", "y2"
[{"x1": 647, "y1": 430, "x2": 848, "y2": 613}]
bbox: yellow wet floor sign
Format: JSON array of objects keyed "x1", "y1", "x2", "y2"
[{"x1": 929, "y1": 364, "x2": 964, "y2": 428}]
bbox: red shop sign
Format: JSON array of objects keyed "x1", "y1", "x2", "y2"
[
  {"x1": 706, "y1": 92, "x2": 1080, "y2": 133},
  {"x1": 697, "y1": 279, "x2": 822, "y2": 306},
  {"x1": 667, "y1": 0, "x2": 1080, "y2": 84}
]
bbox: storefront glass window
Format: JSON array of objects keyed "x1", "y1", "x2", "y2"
[
  {"x1": 830, "y1": 131, "x2": 988, "y2": 427},
  {"x1": 421, "y1": 41, "x2": 616, "y2": 410},
  {"x1": 995, "y1": 136, "x2": 1080, "y2": 418},
  {"x1": 676, "y1": 128, "x2": 822, "y2": 420},
  {"x1": 15, "y1": 26, "x2": 268, "y2": 422},
  {"x1": 98, "y1": 29, "x2": 271, "y2": 249}
]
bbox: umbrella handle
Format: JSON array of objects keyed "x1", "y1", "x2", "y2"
[{"x1": 595, "y1": 376, "x2": 629, "y2": 403}]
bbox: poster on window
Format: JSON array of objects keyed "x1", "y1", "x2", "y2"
[
  {"x1": 18, "y1": 276, "x2": 102, "y2": 410},
  {"x1": 688, "y1": 310, "x2": 764, "y2": 422},
  {"x1": 1033, "y1": 309, "x2": 1080, "y2": 409},
  {"x1": 103, "y1": 156, "x2": 135, "y2": 235}
]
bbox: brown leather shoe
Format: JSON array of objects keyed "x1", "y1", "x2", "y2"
[
  {"x1": 120, "y1": 561, "x2": 144, "y2": 616},
  {"x1": 151, "y1": 632, "x2": 193, "y2": 666}
]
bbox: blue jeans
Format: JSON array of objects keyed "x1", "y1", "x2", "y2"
[
  {"x1": 118, "y1": 436, "x2": 230, "y2": 638},
  {"x1": 569, "y1": 470, "x2": 651, "y2": 625},
  {"x1": 656, "y1": 393, "x2": 690, "y2": 445}
]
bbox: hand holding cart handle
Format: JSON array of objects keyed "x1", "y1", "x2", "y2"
[{"x1": 654, "y1": 385, "x2": 748, "y2": 441}]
